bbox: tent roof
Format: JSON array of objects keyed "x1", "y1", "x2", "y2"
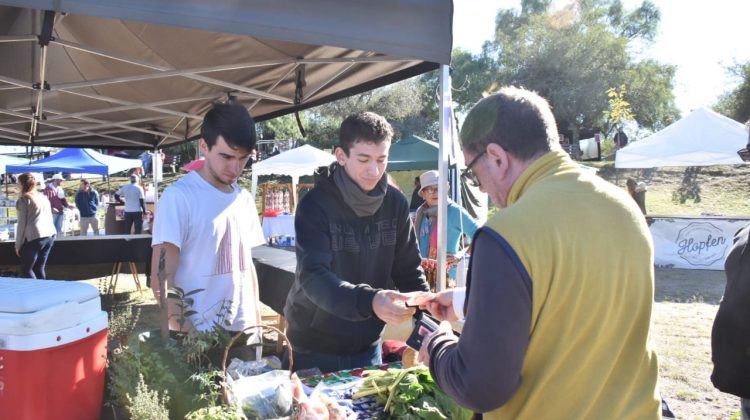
[
  {"x1": 0, "y1": 153, "x2": 27, "y2": 173},
  {"x1": 0, "y1": 1, "x2": 453, "y2": 149},
  {"x1": 616, "y1": 107, "x2": 750, "y2": 168},
  {"x1": 6, "y1": 147, "x2": 141, "y2": 175},
  {"x1": 252, "y1": 144, "x2": 335, "y2": 178},
  {"x1": 387, "y1": 135, "x2": 439, "y2": 171}
]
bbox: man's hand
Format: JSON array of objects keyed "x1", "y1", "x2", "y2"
[
  {"x1": 15, "y1": 248, "x2": 20, "y2": 258},
  {"x1": 419, "y1": 290, "x2": 458, "y2": 322},
  {"x1": 418, "y1": 320, "x2": 455, "y2": 366},
  {"x1": 372, "y1": 290, "x2": 416, "y2": 325}
]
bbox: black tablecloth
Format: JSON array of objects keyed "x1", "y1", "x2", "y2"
[
  {"x1": 251, "y1": 245, "x2": 295, "y2": 315},
  {"x1": 0, "y1": 238, "x2": 295, "y2": 315},
  {"x1": 0, "y1": 234, "x2": 152, "y2": 266}
]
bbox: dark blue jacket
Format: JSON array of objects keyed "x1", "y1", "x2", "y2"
[
  {"x1": 711, "y1": 223, "x2": 750, "y2": 398},
  {"x1": 75, "y1": 189, "x2": 99, "y2": 218},
  {"x1": 284, "y1": 165, "x2": 428, "y2": 355}
]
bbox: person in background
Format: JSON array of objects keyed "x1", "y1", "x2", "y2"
[
  {"x1": 614, "y1": 126, "x2": 629, "y2": 149},
  {"x1": 284, "y1": 111, "x2": 430, "y2": 374},
  {"x1": 15, "y1": 173, "x2": 56, "y2": 279},
  {"x1": 409, "y1": 176, "x2": 424, "y2": 211},
  {"x1": 43, "y1": 173, "x2": 73, "y2": 235},
  {"x1": 115, "y1": 174, "x2": 146, "y2": 234},
  {"x1": 75, "y1": 179, "x2": 99, "y2": 235},
  {"x1": 417, "y1": 87, "x2": 660, "y2": 418},
  {"x1": 414, "y1": 170, "x2": 479, "y2": 286},
  {"x1": 150, "y1": 102, "x2": 265, "y2": 354},
  {"x1": 626, "y1": 178, "x2": 647, "y2": 215},
  {"x1": 711, "y1": 118, "x2": 750, "y2": 420}
]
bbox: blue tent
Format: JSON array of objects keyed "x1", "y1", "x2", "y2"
[
  {"x1": 387, "y1": 136, "x2": 439, "y2": 171},
  {"x1": 6, "y1": 148, "x2": 141, "y2": 175}
]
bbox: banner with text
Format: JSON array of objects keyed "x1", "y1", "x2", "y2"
[{"x1": 650, "y1": 217, "x2": 749, "y2": 270}]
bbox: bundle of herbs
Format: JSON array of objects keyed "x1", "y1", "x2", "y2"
[{"x1": 352, "y1": 367, "x2": 472, "y2": 420}]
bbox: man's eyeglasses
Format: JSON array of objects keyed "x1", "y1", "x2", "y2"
[
  {"x1": 461, "y1": 150, "x2": 487, "y2": 187},
  {"x1": 738, "y1": 146, "x2": 750, "y2": 162}
]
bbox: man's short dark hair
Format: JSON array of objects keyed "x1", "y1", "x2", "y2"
[
  {"x1": 200, "y1": 102, "x2": 257, "y2": 151},
  {"x1": 80, "y1": 179, "x2": 90, "y2": 186},
  {"x1": 338, "y1": 111, "x2": 393, "y2": 155},
  {"x1": 460, "y1": 86, "x2": 559, "y2": 161}
]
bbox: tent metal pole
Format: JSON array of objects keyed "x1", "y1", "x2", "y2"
[
  {"x1": 436, "y1": 65, "x2": 450, "y2": 293},
  {"x1": 55, "y1": 89, "x2": 203, "y2": 122},
  {"x1": 153, "y1": 147, "x2": 160, "y2": 207}
]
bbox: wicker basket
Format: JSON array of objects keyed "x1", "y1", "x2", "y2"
[{"x1": 221, "y1": 324, "x2": 293, "y2": 406}]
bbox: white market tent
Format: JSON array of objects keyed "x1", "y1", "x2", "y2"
[
  {"x1": 251, "y1": 144, "x2": 335, "y2": 207},
  {"x1": 616, "y1": 107, "x2": 750, "y2": 168}
]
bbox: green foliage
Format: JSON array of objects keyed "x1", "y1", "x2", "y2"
[
  {"x1": 602, "y1": 84, "x2": 635, "y2": 138},
  {"x1": 356, "y1": 368, "x2": 472, "y2": 420},
  {"x1": 125, "y1": 374, "x2": 170, "y2": 420},
  {"x1": 106, "y1": 288, "x2": 239, "y2": 418},
  {"x1": 625, "y1": 59, "x2": 679, "y2": 130},
  {"x1": 715, "y1": 61, "x2": 750, "y2": 124},
  {"x1": 259, "y1": 114, "x2": 303, "y2": 140},
  {"x1": 449, "y1": 0, "x2": 676, "y2": 140}
]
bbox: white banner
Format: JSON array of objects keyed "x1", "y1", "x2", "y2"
[{"x1": 650, "y1": 217, "x2": 749, "y2": 270}]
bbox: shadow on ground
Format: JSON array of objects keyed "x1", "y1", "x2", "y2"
[{"x1": 654, "y1": 267, "x2": 725, "y2": 304}]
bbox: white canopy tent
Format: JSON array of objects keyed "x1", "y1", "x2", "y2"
[
  {"x1": 251, "y1": 144, "x2": 336, "y2": 208},
  {"x1": 616, "y1": 107, "x2": 750, "y2": 168}
]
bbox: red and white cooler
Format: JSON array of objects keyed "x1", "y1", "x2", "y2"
[{"x1": 0, "y1": 278, "x2": 108, "y2": 420}]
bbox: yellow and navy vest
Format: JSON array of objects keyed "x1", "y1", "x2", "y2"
[{"x1": 483, "y1": 150, "x2": 660, "y2": 419}]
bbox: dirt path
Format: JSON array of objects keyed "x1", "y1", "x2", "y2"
[{"x1": 652, "y1": 268, "x2": 741, "y2": 419}]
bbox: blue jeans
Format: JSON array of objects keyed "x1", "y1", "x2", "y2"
[
  {"x1": 742, "y1": 398, "x2": 750, "y2": 420},
  {"x1": 283, "y1": 342, "x2": 382, "y2": 374},
  {"x1": 52, "y1": 212, "x2": 64, "y2": 234},
  {"x1": 123, "y1": 211, "x2": 143, "y2": 234},
  {"x1": 19, "y1": 235, "x2": 55, "y2": 279}
]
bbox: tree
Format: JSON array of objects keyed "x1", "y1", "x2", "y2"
[
  {"x1": 715, "y1": 61, "x2": 750, "y2": 124},
  {"x1": 258, "y1": 114, "x2": 302, "y2": 141},
  {"x1": 602, "y1": 84, "x2": 634, "y2": 137},
  {"x1": 453, "y1": 0, "x2": 678, "y2": 141}
]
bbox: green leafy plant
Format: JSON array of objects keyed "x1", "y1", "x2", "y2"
[
  {"x1": 125, "y1": 374, "x2": 170, "y2": 420},
  {"x1": 355, "y1": 367, "x2": 472, "y2": 420}
]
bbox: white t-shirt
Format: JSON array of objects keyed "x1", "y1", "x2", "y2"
[
  {"x1": 152, "y1": 171, "x2": 265, "y2": 331},
  {"x1": 116, "y1": 183, "x2": 145, "y2": 212}
]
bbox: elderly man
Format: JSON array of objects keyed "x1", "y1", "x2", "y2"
[{"x1": 418, "y1": 87, "x2": 661, "y2": 418}]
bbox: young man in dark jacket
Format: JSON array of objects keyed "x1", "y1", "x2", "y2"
[{"x1": 284, "y1": 111, "x2": 430, "y2": 373}]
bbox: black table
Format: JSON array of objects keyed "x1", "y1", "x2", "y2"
[
  {"x1": 0, "y1": 239, "x2": 295, "y2": 313},
  {"x1": 0, "y1": 234, "x2": 152, "y2": 266},
  {"x1": 251, "y1": 245, "x2": 295, "y2": 315}
]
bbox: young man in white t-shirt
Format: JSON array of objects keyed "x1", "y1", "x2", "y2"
[{"x1": 150, "y1": 102, "x2": 264, "y2": 337}]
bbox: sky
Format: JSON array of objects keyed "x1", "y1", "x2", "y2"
[{"x1": 453, "y1": 0, "x2": 750, "y2": 117}]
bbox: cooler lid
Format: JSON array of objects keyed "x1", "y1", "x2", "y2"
[{"x1": 0, "y1": 277, "x2": 100, "y2": 314}]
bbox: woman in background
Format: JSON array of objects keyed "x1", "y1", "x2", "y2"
[
  {"x1": 414, "y1": 170, "x2": 479, "y2": 287},
  {"x1": 15, "y1": 173, "x2": 56, "y2": 279}
]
